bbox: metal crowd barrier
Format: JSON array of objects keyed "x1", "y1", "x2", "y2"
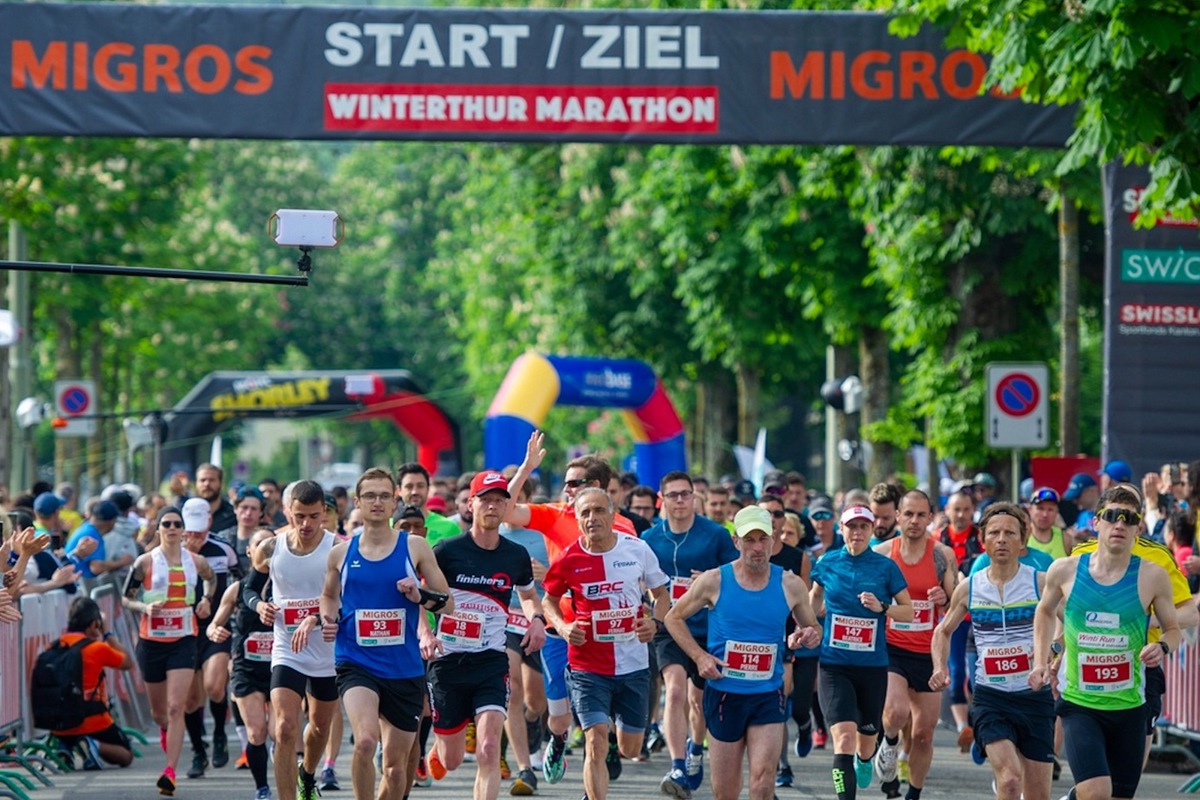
[
  {"x1": 16, "y1": 592, "x2": 73, "y2": 742},
  {"x1": 88, "y1": 584, "x2": 152, "y2": 735},
  {"x1": 0, "y1": 611, "x2": 22, "y2": 739},
  {"x1": 1158, "y1": 634, "x2": 1200, "y2": 792}
]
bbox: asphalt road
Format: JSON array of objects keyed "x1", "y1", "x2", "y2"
[{"x1": 16, "y1": 721, "x2": 1189, "y2": 800}]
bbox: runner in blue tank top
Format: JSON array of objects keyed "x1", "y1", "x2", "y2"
[
  {"x1": 318, "y1": 468, "x2": 453, "y2": 800},
  {"x1": 666, "y1": 506, "x2": 820, "y2": 800},
  {"x1": 809, "y1": 505, "x2": 911, "y2": 800}
]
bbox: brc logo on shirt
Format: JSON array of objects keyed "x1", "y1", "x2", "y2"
[{"x1": 583, "y1": 581, "x2": 624, "y2": 598}]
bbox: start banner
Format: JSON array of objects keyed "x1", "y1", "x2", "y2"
[{"x1": 0, "y1": 3, "x2": 1073, "y2": 146}]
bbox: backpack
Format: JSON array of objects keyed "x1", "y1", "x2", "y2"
[{"x1": 29, "y1": 638, "x2": 107, "y2": 731}]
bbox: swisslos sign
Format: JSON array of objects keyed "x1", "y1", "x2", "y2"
[{"x1": 0, "y1": 4, "x2": 1074, "y2": 146}]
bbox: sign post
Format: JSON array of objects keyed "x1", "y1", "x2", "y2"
[
  {"x1": 54, "y1": 379, "x2": 97, "y2": 437},
  {"x1": 986, "y1": 362, "x2": 1049, "y2": 499}
]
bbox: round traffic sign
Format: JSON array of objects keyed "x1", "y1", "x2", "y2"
[
  {"x1": 59, "y1": 386, "x2": 90, "y2": 415},
  {"x1": 995, "y1": 374, "x2": 1039, "y2": 417}
]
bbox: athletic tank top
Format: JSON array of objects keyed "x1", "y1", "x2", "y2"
[
  {"x1": 1062, "y1": 554, "x2": 1148, "y2": 710},
  {"x1": 335, "y1": 534, "x2": 423, "y2": 680},
  {"x1": 968, "y1": 563, "x2": 1039, "y2": 692},
  {"x1": 1026, "y1": 527, "x2": 1068, "y2": 561},
  {"x1": 270, "y1": 531, "x2": 336, "y2": 676},
  {"x1": 137, "y1": 548, "x2": 197, "y2": 642},
  {"x1": 887, "y1": 537, "x2": 938, "y2": 652},
  {"x1": 232, "y1": 579, "x2": 274, "y2": 668},
  {"x1": 706, "y1": 563, "x2": 789, "y2": 694}
]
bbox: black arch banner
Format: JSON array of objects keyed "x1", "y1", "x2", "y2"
[{"x1": 2, "y1": 3, "x2": 1072, "y2": 146}]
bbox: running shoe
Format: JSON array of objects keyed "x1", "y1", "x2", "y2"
[
  {"x1": 659, "y1": 767, "x2": 692, "y2": 799},
  {"x1": 684, "y1": 739, "x2": 703, "y2": 791},
  {"x1": 853, "y1": 753, "x2": 873, "y2": 789},
  {"x1": 465, "y1": 721, "x2": 477, "y2": 754},
  {"x1": 414, "y1": 756, "x2": 433, "y2": 788},
  {"x1": 500, "y1": 755, "x2": 511, "y2": 780},
  {"x1": 897, "y1": 756, "x2": 910, "y2": 784},
  {"x1": 646, "y1": 724, "x2": 666, "y2": 754},
  {"x1": 794, "y1": 725, "x2": 813, "y2": 759},
  {"x1": 428, "y1": 752, "x2": 447, "y2": 781},
  {"x1": 511, "y1": 767, "x2": 538, "y2": 796},
  {"x1": 881, "y1": 778, "x2": 902, "y2": 799},
  {"x1": 299, "y1": 767, "x2": 321, "y2": 800},
  {"x1": 213, "y1": 733, "x2": 229, "y2": 768},
  {"x1": 236, "y1": 749, "x2": 249, "y2": 770},
  {"x1": 775, "y1": 765, "x2": 793, "y2": 788},
  {"x1": 81, "y1": 737, "x2": 103, "y2": 771},
  {"x1": 812, "y1": 728, "x2": 827, "y2": 749},
  {"x1": 957, "y1": 724, "x2": 974, "y2": 753},
  {"x1": 542, "y1": 735, "x2": 566, "y2": 784},
  {"x1": 320, "y1": 766, "x2": 340, "y2": 790},
  {"x1": 157, "y1": 769, "x2": 177, "y2": 796},
  {"x1": 606, "y1": 740, "x2": 622, "y2": 781},
  {"x1": 568, "y1": 726, "x2": 585, "y2": 750},
  {"x1": 187, "y1": 750, "x2": 209, "y2": 779},
  {"x1": 971, "y1": 739, "x2": 987, "y2": 766},
  {"x1": 874, "y1": 737, "x2": 898, "y2": 782},
  {"x1": 254, "y1": 787, "x2": 270, "y2": 800}
]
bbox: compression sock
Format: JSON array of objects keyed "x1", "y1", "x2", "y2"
[
  {"x1": 209, "y1": 698, "x2": 229, "y2": 740},
  {"x1": 832, "y1": 753, "x2": 855, "y2": 800},
  {"x1": 905, "y1": 786, "x2": 922, "y2": 800},
  {"x1": 247, "y1": 742, "x2": 268, "y2": 790},
  {"x1": 185, "y1": 709, "x2": 206, "y2": 753},
  {"x1": 419, "y1": 715, "x2": 432, "y2": 757}
]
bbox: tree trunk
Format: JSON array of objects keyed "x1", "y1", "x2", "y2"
[
  {"x1": 697, "y1": 376, "x2": 737, "y2": 482},
  {"x1": 54, "y1": 311, "x2": 83, "y2": 491},
  {"x1": 734, "y1": 362, "x2": 760, "y2": 452},
  {"x1": 859, "y1": 325, "x2": 892, "y2": 485},
  {"x1": 1059, "y1": 182, "x2": 1080, "y2": 455},
  {"x1": 88, "y1": 325, "x2": 105, "y2": 490}
]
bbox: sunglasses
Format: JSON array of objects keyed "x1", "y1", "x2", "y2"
[
  {"x1": 768, "y1": 509, "x2": 785, "y2": 519},
  {"x1": 159, "y1": 519, "x2": 183, "y2": 529},
  {"x1": 563, "y1": 478, "x2": 590, "y2": 489},
  {"x1": 1030, "y1": 488, "x2": 1060, "y2": 504},
  {"x1": 1097, "y1": 508, "x2": 1142, "y2": 526},
  {"x1": 810, "y1": 511, "x2": 833, "y2": 521}
]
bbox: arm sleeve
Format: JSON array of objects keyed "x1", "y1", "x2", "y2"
[
  {"x1": 513, "y1": 547, "x2": 535, "y2": 593},
  {"x1": 242, "y1": 566, "x2": 269, "y2": 609},
  {"x1": 99, "y1": 642, "x2": 125, "y2": 668},
  {"x1": 542, "y1": 556, "x2": 568, "y2": 598}
]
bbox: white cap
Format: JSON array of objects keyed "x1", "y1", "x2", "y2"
[
  {"x1": 181, "y1": 497, "x2": 211, "y2": 533},
  {"x1": 839, "y1": 505, "x2": 875, "y2": 526}
]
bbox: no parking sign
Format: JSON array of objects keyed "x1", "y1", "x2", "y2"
[
  {"x1": 986, "y1": 363, "x2": 1048, "y2": 448},
  {"x1": 55, "y1": 379, "x2": 97, "y2": 437}
]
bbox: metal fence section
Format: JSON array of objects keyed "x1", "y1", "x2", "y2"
[
  {"x1": 89, "y1": 584, "x2": 151, "y2": 733},
  {"x1": 0, "y1": 608, "x2": 22, "y2": 738},
  {"x1": 17, "y1": 591, "x2": 73, "y2": 740},
  {"x1": 1157, "y1": 634, "x2": 1200, "y2": 793}
]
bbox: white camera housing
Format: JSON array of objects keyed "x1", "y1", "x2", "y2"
[{"x1": 271, "y1": 209, "x2": 343, "y2": 248}]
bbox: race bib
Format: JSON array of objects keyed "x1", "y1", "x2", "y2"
[
  {"x1": 355, "y1": 609, "x2": 405, "y2": 646},
  {"x1": 505, "y1": 611, "x2": 530, "y2": 635},
  {"x1": 592, "y1": 608, "x2": 638, "y2": 643},
  {"x1": 438, "y1": 610, "x2": 485, "y2": 647},
  {"x1": 891, "y1": 599, "x2": 934, "y2": 632},
  {"x1": 244, "y1": 631, "x2": 273, "y2": 662},
  {"x1": 1078, "y1": 651, "x2": 1134, "y2": 692},
  {"x1": 829, "y1": 614, "x2": 877, "y2": 652},
  {"x1": 280, "y1": 598, "x2": 321, "y2": 633},
  {"x1": 979, "y1": 645, "x2": 1031, "y2": 683},
  {"x1": 670, "y1": 577, "x2": 693, "y2": 604},
  {"x1": 147, "y1": 606, "x2": 195, "y2": 639},
  {"x1": 723, "y1": 640, "x2": 777, "y2": 681}
]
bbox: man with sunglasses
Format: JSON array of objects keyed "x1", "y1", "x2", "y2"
[
  {"x1": 1031, "y1": 485, "x2": 1184, "y2": 800},
  {"x1": 1061, "y1": 484, "x2": 1197, "y2": 791},
  {"x1": 807, "y1": 496, "x2": 841, "y2": 555},
  {"x1": 645, "y1": 470, "x2": 738, "y2": 799}
]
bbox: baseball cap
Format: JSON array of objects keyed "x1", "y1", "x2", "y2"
[
  {"x1": 470, "y1": 471, "x2": 511, "y2": 499},
  {"x1": 733, "y1": 505, "x2": 773, "y2": 538},
  {"x1": 973, "y1": 472, "x2": 997, "y2": 488},
  {"x1": 181, "y1": 497, "x2": 211, "y2": 532},
  {"x1": 33, "y1": 492, "x2": 65, "y2": 516},
  {"x1": 236, "y1": 486, "x2": 265, "y2": 505},
  {"x1": 425, "y1": 496, "x2": 447, "y2": 513},
  {"x1": 1030, "y1": 487, "x2": 1061, "y2": 505},
  {"x1": 808, "y1": 495, "x2": 834, "y2": 515},
  {"x1": 1063, "y1": 473, "x2": 1097, "y2": 501},
  {"x1": 840, "y1": 505, "x2": 876, "y2": 526},
  {"x1": 1101, "y1": 460, "x2": 1132, "y2": 483},
  {"x1": 93, "y1": 500, "x2": 120, "y2": 522},
  {"x1": 323, "y1": 492, "x2": 337, "y2": 510},
  {"x1": 733, "y1": 480, "x2": 757, "y2": 502},
  {"x1": 397, "y1": 505, "x2": 424, "y2": 520}
]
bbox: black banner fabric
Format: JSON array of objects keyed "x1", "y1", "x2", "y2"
[
  {"x1": 1, "y1": 3, "x2": 1073, "y2": 146},
  {"x1": 1103, "y1": 163, "x2": 1200, "y2": 476}
]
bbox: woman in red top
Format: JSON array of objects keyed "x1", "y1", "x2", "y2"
[{"x1": 50, "y1": 596, "x2": 135, "y2": 768}]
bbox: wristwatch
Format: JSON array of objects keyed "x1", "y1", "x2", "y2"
[
  {"x1": 878, "y1": 600, "x2": 891, "y2": 615},
  {"x1": 1159, "y1": 641, "x2": 1170, "y2": 656},
  {"x1": 531, "y1": 613, "x2": 547, "y2": 626}
]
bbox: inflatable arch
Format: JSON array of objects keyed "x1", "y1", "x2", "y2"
[
  {"x1": 160, "y1": 370, "x2": 459, "y2": 478},
  {"x1": 485, "y1": 354, "x2": 686, "y2": 487}
]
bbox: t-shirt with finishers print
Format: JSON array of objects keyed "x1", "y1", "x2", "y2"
[{"x1": 433, "y1": 533, "x2": 535, "y2": 655}]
